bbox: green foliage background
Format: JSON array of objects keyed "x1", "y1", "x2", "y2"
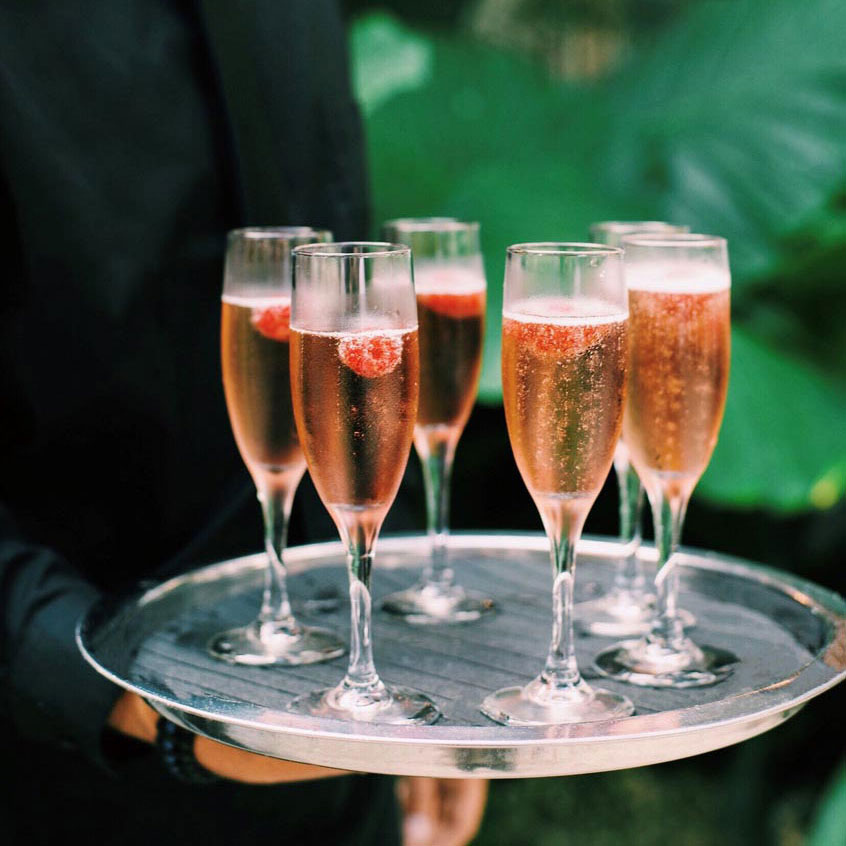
[
  {"x1": 349, "y1": 1, "x2": 846, "y2": 843},
  {"x1": 351, "y1": 0, "x2": 846, "y2": 515}
]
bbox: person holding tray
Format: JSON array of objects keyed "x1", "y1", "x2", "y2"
[{"x1": 0, "y1": 2, "x2": 486, "y2": 844}]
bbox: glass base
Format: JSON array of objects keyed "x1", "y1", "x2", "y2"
[
  {"x1": 576, "y1": 590, "x2": 696, "y2": 638},
  {"x1": 207, "y1": 621, "x2": 345, "y2": 667},
  {"x1": 381, "y1": 583, "x2": 495, "y2": 625},
  {"x1": 480, "y1": 675, "x2": 634, "y2": 726},
  {"x1": 594, "y1": 637, "x2": 738, "y2": 688},
  {"x1": 288, "y1": 680, "x2": 441, "y2": 725}
]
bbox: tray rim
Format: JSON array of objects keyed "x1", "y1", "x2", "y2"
[{"x1": 77, "y1": 533, "x2": 846, "y2": 764}]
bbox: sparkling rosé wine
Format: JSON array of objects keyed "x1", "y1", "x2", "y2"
[
  {"x1": 414, "y1": 267, "x2": 485, "y2": 430},
  {"x1": 623, "y1": 267, "x2": 730, "y2": 493},
  {"x1": 502, "y1": 298, "x2": 628, "y2": 516},
  {"x1": 290, "y1": 327, "x2": 419, "y2": 517},
  {"x1": 221, "y1": 296, "x2": 305, "y2": 483}
]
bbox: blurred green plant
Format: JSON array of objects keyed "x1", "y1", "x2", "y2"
[
  {"x1": 807, "y1": 758, "x2": 846, "y2": 846},
  {"x1": 350, "y1": 0, "x2": 846, "y2": 514}
]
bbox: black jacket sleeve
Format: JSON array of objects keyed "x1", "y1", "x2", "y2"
[{"x1": 0, "y1": 505, "x2": 121, "y2": 760}]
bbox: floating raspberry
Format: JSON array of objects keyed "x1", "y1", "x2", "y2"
[
  {"x1": 251, "y1": 303, "x2": 291, "y2": 342},
  {"x1": 504, "y1": 317, "x2": 611, "y2": 358},
  {"x1": 338, "y1": 333, "x2": 403, "y2": 378},
  {"x1": 418, "y1": 290, "x2": 485, "y2": 319},
  {"x1": 504, "y1": 298, "x2": 621, "y2": 356}
]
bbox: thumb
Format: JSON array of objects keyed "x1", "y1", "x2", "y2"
[{"x1": 399, "y1": 777, "x2": 439, "y2": 846}]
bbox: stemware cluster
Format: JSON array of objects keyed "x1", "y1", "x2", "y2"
[{"x1": 210, "y1": 219, "x2": 735, "y2": 728}]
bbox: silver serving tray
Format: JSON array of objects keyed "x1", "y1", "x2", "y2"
[{"x1": 78, "y1": 533, "x2": 846, "y2": 778}]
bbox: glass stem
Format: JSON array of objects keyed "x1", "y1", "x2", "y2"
[
  {"x1": 341, "y1": 516, "x2": 382, "y2": 691},
  {"x1": 257, "y1": 479, "x2": 298, "y2": 633},
  {"x1": 417, "y1": 431, "x2": 457, "y2": 591},
  {"x1": 647, "y1": 488, "x2": 689, "y2": 650},
  {"x1": 541, "y1": 508, "x2": 586, "y2": 691},
  {"x1": 613, "y1": 457, "x2": 646, "y2": 593}
]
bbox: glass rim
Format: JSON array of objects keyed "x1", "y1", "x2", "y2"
[
  {"x1": 590, "y1": 220, "x2": 689, "y2": 233},
  {"x1": 507, "y1": 242, "x2": 623, "y2": 257},
  {"x1": 620, "y1": 233, "x2": 727, "y2": 249},
  {"x1": 382, "y1": 217, "x2": 479, "y2": 234},
  {"x1": 292, "y1": 241, "x2": 411, "y2": 259},
  {"x1": 227, "y1": 226, "x2": 332, "y2": 241}
]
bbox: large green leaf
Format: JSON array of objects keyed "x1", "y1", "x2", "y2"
[
  {"x1": 601, "y1": 0, "x2": 846, "y2": 283},
  {"x1": 700, "y1": 328, "x2": 846, "y2": 511},
  {"x1": 349, "y1": 13, "x2": 433, "y2": 116},
  {"x1": 357, "y1": 21, "x2": 574, "y2": 222},
  {"x1": 807, "y1": 759, "x2": 846, "y2": 846},
  {"x1": 350, "y1": 5, "x2": 846, "y2": 513}
]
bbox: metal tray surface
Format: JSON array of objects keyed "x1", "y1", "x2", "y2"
[{"x1": 78, "y1": 534, "x2": 846, "y2": 778}]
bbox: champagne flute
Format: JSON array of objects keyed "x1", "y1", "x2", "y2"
[
  {"x1": 209, "y1": 227, "x2": 345, "y2": 666},
  {"x1": 287, "y1": 242, "x2": 440, "y2": 724},
  {"x1": 595, "y1": 234, "x2": 737, "y2": 687},
  {"x1": 379, "y1": 218, "x2": 493, "y2": 624},
  {"x1": 577, "y1": 221, "x2": 690, "y2": 637},
  {"x1": 481, "y1": 244, "x2": 634, "y2": 725}
]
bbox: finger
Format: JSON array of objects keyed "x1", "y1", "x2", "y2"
[
  {"x1": 108, "y1": 692, "x2": 159, "y2": 743},
  {"x1": 401, "y1": 776, "x2": 440, "y2": 846},
  {"x1": 437, "y1": 778, "x2": 489, "y2": 846},
  {"x1": 194, "y1": 737, "x2": 349, "y2": 784},
  {"x1": 396, "y1": 776, "x2": 410, "y2": 810}
]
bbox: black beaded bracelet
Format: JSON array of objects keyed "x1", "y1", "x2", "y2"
[{"x1": 155, "y1": 717, "x2": 222, "y2": 785}]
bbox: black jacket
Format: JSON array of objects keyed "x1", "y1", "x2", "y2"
[{"x1": 0, "y1": 2, "x2": 398, "y2": 843}]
